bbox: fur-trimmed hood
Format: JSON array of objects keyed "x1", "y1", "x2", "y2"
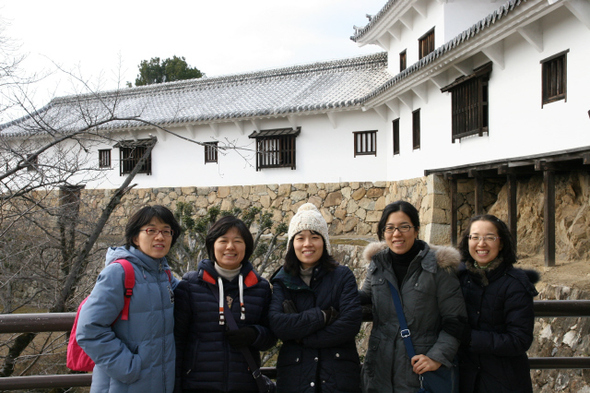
[{"x1": 362, "y1": 240, "x2": 461, "y2": 272}]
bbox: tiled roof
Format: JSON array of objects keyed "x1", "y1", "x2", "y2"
[
  {"x1": 350, "y1": 0, "x2": 400, "y2": 42},
  {"x1": 0, "y1": 53, "x2": 390, "y2": 136},
  {"x1": 355, "y1": 0, "x2": 529, "y2": 102}
]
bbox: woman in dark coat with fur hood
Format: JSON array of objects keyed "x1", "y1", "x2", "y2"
[
  {"x1": 457, "y1": 214, "x2": 539, "y2": 393},
  {"x1": 360, "y1": 201, "x2": 467, "y2": 393}
]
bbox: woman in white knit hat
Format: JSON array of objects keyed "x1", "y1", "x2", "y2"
[{"x1": 268, "y1": 203, "x2": 362, "y2": 393}]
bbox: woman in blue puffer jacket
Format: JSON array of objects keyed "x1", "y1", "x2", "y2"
[
  {"x1": 174, "y1": 215, "x2": 276, "y2": 393},
  {"x1": 269, "y1": 203, "x2": 362, "y2": 393},
  {"x1": 77, "y1": 205, "x2": 181, "y2": 393}
]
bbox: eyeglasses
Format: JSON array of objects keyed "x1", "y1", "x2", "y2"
[
  {"x1": 384, "y1": 225, "x2": 415, "y2": 234},
  {"x1": 468, "y1": 235, "x2": 500, "y2": 243},
  {"x1": 142, "y1": 228, "x2": 174, "y2": 237}
]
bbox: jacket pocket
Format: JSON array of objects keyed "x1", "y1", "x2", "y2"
[{"x1": 362, "y1": 336, "x2": 381, "y2": 377}]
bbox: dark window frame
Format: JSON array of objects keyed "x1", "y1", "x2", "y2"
[
  {"x1": 353, "y1": 130, "x2": 377, "y2": 157},
  {"x1": 249, "y1": 127, "x2": 300, "y2": 171},
  {"x1": 98, "y1": 149, "x2": 111, "y2": 168},
  {"x1": 412, "y1": 109, "x2": 421, "y2": 150},
  {"x1": 441, "y1": 62, "x2": 492, "y2": 143},
  {"x1": 393, "y1": 119, "x2": 400, "y2": 155},
  {"x1": 26, "y1": 154, "x2": 38, "y2": 172},
  {"x1": 115, "y1": 139, "x2": 155, "y2": 176},
  {"x1": 204, "y1": 142, "x2": 218, "y2": 164},
  {"x1": 541, "y1": 49, "x2": 568, "y2": 107},
  {"x1": 400, "y1": 50, "x2": 407, "y2": 72},
  {"x1": 418, "y1": 28, "x2": 435, "y2": 59}
]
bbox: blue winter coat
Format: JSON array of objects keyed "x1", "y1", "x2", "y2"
[
  {"x1": 76, "y1": 246, "x2": 178, "y2": 393},
  {"x1": 269, "y1": 264, "x2": 362, "y2": 393},
  {"x1": 458, "y1": 260, "x2": 538, "y2": 393},
  {"x1": 174, "y1": 259, "x2": 276, "y2": 393}
]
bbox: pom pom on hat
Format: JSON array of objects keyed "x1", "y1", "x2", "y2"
[{"x1": 288, "y1": 203, "x2": 331, "y2": 253}]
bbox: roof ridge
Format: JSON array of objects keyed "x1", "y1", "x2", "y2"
[{"x1": 50, "y1": 52, "x2": 388, "y2": 105}]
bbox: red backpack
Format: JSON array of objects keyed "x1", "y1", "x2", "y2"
[{"x1": 66, "y1": 259, "x2": 172, "y2": 372}]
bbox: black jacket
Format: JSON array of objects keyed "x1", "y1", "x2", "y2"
[
  {"x1": 174, "y1": 259, "x2": 276, "y2": 393},
  {"x1": 458, "y1": 260, "x2": 539, "y2": 393},
  {"x1": 269, "y1": 264, "x2": 362, "y2": 393}
]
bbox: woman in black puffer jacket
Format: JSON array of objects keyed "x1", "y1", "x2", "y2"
[
  {"x1": 174, "y1": 216, "x2": 276, "y2": 393},
  {"x1": 457, "y1": 214, "x2": 539, "y2": 393},
  {"x1": 269, "y1": 203, "x2": 362, "y2": 393}
]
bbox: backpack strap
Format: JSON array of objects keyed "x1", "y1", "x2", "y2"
[
  {"x1": 165, "y1": 269, "x2": 172, "y2": 282},
  {"x1": 111, "y1": 259, "x2": 135, "y2": 321}
]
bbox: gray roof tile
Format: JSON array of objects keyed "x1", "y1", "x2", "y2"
[{"x1": 1, "y1": 53, "x2": 390, "y2": 136}]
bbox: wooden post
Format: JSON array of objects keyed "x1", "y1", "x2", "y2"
[
  {"x1": 543, "y1": 167, "x2": 556, "y2": 267},
  {"x1": 449, "y1": 176, "x2": 458, "y2": 247},
  {"x1": 507, "y1": 173, "x2": 518, "y2": 255},
  {"x1": 474, "y1": 174, "x2": 484, "y2": 215}
]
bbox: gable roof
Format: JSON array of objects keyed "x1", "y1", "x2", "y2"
[{"x1": 0, "y1": 52, "x2": 390, "y2": 137}]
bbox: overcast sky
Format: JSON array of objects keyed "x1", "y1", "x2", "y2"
[{"x1": 1, "y1": 0, "x2": 385, "y2": 118}]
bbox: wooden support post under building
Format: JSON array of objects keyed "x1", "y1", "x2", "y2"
[
  {"x1": 475, "y1": 174, "x2": 484, "y2": 215},
  {"x1": 450, "y1": 176, "x2": 458, "y2": 247},
  {"x1": 543, "y1": 168, "x2": 556, "y2": 267},
  {"x1": 507, "y1": 174, "x2": 518, "y2": 255}
]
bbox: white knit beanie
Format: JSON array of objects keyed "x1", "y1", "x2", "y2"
[{"x1": 288, "y1": 203, "x2": 331, "y2": 254}]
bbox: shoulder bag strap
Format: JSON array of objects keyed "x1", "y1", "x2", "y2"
[{"x1": 387, "y1": 280, "x2": 416, "y2": 359}]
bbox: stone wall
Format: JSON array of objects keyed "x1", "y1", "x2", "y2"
[
  {"x1": 530, "y1": 284, "x2": 590, "y2": 392},
  {"x1": 81, "y1": 175, "x2": 453, "y2": 246}
]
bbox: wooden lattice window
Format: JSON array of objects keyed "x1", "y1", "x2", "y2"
[
  {"x1": 393, "y1": 119, "x2": 400, "y2": 155},
  {"x1": 99, "y1": 149, "x2": 111, "y2": 168},
  {"x1": 541, "y1": 50, "x2": 568, "y2": 107},
  {"x1": 400, "y1": 50, "x2": 407, "y2": 72},
  {"x1": 441, "y1": 62, "x2": 492, "y2": 143},
  {"x1": 26, "y1": 154, "x2": 38, "y2": 172},
  {"x1": 249, "y1": 127, "x2": 300, "y2": 171},
  {"x1": 412, "y1": 109, "x2": 421, "y2": 150},
  {"x1": 115, "y1": 139, "x2": 155, "y2": 176},
  {"x1": 354, "y1": 131, "x2": 377, "y2": 157},
  {"x1": 204, "y1": 142, "x2": 218, "y2": 164},
  {"x1": 419, "y1": 28, "x2": 435, "y2": 59}
]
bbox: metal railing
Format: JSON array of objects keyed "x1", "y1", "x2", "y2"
[{"x1": 0, "y1": 300, "x2": 589, "y2": 390}]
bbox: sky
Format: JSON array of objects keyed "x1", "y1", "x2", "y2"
[{"x1": 1, "y1": 0, "x2": 386, "y2": 119}]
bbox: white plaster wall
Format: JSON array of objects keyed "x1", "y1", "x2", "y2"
[
  {"x1": 385, "y1": 5, "x2": 590, "y2": 180},
  {"x1": 443, "y1": 0, "x2": 507, "y2": 42},
  {"x1": 83, "y1": 110, "x2": 390, "y2": 189},
  {"x1": 37, "y1": 3, "x2": 590, "y2": 191}
]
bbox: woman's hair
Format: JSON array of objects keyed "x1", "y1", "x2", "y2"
[
  {"x1": 376, "y1": 200, "x2": 420, "y2": 241},
  {"x1": 458, "y1": 214, "x2": 517, "y2": 265},
  {"x1": 125, "y1": 205, "x2": 182, "y2": 249},
  {"x1": 283, "y1": 230, "x2": 338, "y2": 276},
  {"x1": 205, "y1": 215, "x2": 254, "y2": 263}
]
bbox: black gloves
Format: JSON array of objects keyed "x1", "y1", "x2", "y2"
[
  {"x1": 321, "y1": 306, "x2": 339, "y2": 326},
  {"x1": 226, "y1": 326, "x2": 258, "y2": 348},
  {"x1": 282, "y1": 299, "x2": 298, "y2": 314}
]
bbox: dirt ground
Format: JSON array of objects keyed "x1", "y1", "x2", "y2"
[{"x1": 518, "y1": 255, "x2": 590, "y2": 292}]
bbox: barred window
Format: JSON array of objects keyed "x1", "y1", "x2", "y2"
[
  {"x1": 400, "y1": 50, "x2": 407, "y2": 72},
  {"x1": 204, "y1": 142, "x2": 218, "y2": 164},
  {"x1": 419, "y1": 28, "x2": 435, "y2": 59},
  {"x1": 541, "y1": 50, "x2": 568, "y2": 106},
  {"x1": 393, "y1": 119, "x2": 400, "y2": 155},
  {"x1": 412, "y1": 109, "x2": 421, "y2": 150},
  {"x1": 249, "y1": 128, "x2": 300, "y2": 171},
  {"x1": 114, "y1": 138, "x2": 156, "y2": 176},
  {"x1": 441, "y1": 62, "x2": 492, "y2": 143},
  {"x1": 99, "y1": 149, "x2": 111, "y2": 168},
  {"x1": 26, "y1": 155, "x2": 38, "y2": 172},
  {"x1": 354, "y1": 131, "x2": 377, "y2": 157}
]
